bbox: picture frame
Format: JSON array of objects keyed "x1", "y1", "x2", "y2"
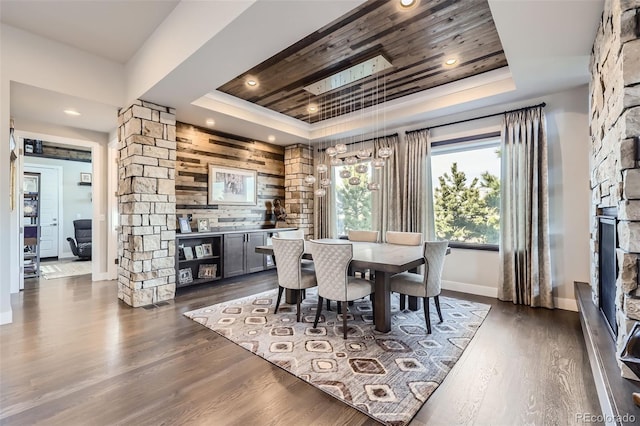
[
  {"x1": 194, "y1": 245, "x2": 205, "y2": 258},
  {"x1": 183, "y1": 246, "x2": 194, "y2": 260},
  {"x1": 178, "y1": 268, "x2": 193, "y2": 284},
  {"x1": 198, "y1": 264, "x2": 217, "y2": 279},
  {"x1": 202, "y1": 243, "x2": 213, "y2": 257},
  {"x1": 80, "y1": 172, "x2": 92, "y2": 183},
  {"x1": 23, "y1": 175, "x2": 39, "y2": 194},
  {"x1": 197, "y1": 218, "x2": 209, "y2": 232},
  {"x1": 208, "y1": 164, "x2": 257, "y2": 205},
  {"x1": 178, "y1": 217, "x2": 191, "y2": 233}
]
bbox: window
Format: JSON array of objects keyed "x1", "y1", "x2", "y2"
[
  {"x1": 430, "y1": 136, "x2": 501, "y2": 248},
  {"x1": 332, "y1": 163, "x2": 373, "y2": 237}
]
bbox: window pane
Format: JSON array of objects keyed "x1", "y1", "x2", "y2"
[
  {"x1": 332, "y1": 163, "x2": 373, "y2": 237},
  {"x1": 431, "y1": 142, "x2": 500, "y2": 245}
]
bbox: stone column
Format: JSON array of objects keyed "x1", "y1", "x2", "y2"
[
  {"x1": 117, "y1": 101, "x2": 177, "y2": 307},
  {"x1": 590, "y1": 0, "x2": 640, "y2": 379},
  {"x1": 284, "y1": 144, "x2": 314, "y2": 238}
]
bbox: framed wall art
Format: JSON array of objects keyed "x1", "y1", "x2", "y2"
[{"x1": 208, "y1": 164, "x2": 257, "y2": 205}]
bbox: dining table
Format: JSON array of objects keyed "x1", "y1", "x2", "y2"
[{"x1": 255, "y1": 238, "x2": 444, "y2": 333}]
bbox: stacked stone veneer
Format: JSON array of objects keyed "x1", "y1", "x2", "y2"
[
  {"x1": 284, "y1": 144, "x2": 314, "y2": 238},
  {"x1": 117, "y1": 101, "x2": 177, "y2": 307},
  {"x1": 590, "y1": 0, "x2": 640, "y2": 379}
]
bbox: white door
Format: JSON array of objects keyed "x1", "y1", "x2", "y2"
[{"x1": 24, "y1": 165, "x2": 60, "y2": 259}]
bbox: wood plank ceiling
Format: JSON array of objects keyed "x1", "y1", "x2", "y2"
[{"x1": 217, "y1": 0, "x2": 507, "y2": 124}]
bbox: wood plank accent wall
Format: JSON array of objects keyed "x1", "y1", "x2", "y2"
[{"x1": 175, "y1": 123, "x2": 285, "y2": 231}]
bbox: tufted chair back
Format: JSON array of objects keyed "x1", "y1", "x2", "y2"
[
  {"x1": 386, "y1": 231, "x2": 423, "y2": 246},
  {"x1": 307, "y1": 240, "x2": 352, "y2": 302},
  {"x1": 348, "y1": 230, "x2": 379, "y2": 243},
  {"x1": 422, "y1": 241, "x2": 450, "y2": 297},
  {"x1": 271, "y1": 237, "x2": 305, "y2": 290}
]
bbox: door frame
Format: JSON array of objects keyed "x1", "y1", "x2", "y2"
[
  {"x1": 22, "y1": 163, "x2": 64, "y2": 261},
  {"x1": 13, "y1": 130, "x2": 108, "y2": 290}
]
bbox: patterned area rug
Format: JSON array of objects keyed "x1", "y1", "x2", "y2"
[
  {"x1": 40, "y1": 261, "x2": 91, "y2": 279},
  {"x1": 184, "y1": 289, "x2": 490, "y2": 425}
]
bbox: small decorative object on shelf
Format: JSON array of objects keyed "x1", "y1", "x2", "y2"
[
  {"x1": 197, "y1": 218, "x2": 209, "y2": 232},
  {"x1": 183, "y1": 246, "x2": 194, "y2": 260},
  {"x1": 194, "y1": 245, "x2": 205, "y2": 258},
  {"x1": 198, "y1": 264, "x2": 217, "y2": 279},
  {"x1": 202, "y1": 243, "x2": 213, "y2": 256},
  {"x1": 80, "y1": 172, "x2": 92, "y2": 184},
  {"x1": 273, "y1": 198, "x2": 287, "y2": 224},
  {"x1": 178, "y1": 268, "x2": 193, "y2": 285},
  {"x1": 178, "y1": 217, "x2": 191, "y2": 233}
]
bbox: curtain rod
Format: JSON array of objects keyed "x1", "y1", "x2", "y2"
[
  {"x1": 405, "y1": 102, "x2": 547, "y2": 134},
  {"x1": 317, "y1": 132, "x2": 398, "y2": 152}
]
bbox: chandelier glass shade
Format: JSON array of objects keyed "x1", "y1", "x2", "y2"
[
  {"x1": 348, "y1": 176, "x2": 361, "y2": 186},
  {"x1": 367, "y1": 182, "x2": 380, "y2": 191},
  {"x1": 355, "y1": 163, "x2": 368, "y2": 174},
  {"x1": 304, "y1": 174, "x2": 316, "y2": 185},
  {"x1": 314, "y1": 188, "x2": 326, "y2": 197},
  {"x1": 316, "y1": 163, "x2": 328, "y2": 174},
  {"x1": 372, "y1": 157, "x2": 386, "y2": 168},
  {"x1": 326, "y1": 146, "x2": 337, "y2": 157},
  {"x1": 320, "y1": 178, "x2": 331, "y2": 187},
  {"x1": 356, "y1": 149, "x2": 371, "y2": 159},
  {"x1": 335, "y1": 143, "x2": 348, "y2": 154},
  {"x1": 330, "y1": 157, "x2": 343, "y2": 166},
  {"x1": 378, "y1": 146, "x2": 393, "y2": 158},
  {"x1": 339, "y1": 169, "x2": 352, "y2": 179},
  {"x1": 344, "y1": 156, "x2": 358, "y2": 165}
]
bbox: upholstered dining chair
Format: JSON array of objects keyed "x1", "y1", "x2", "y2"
[
  {"x1": 385, "y1": 231, "x2": 423, "y2": 246},
  {"x1": 275, "y1": 229, "x2": 304, "y2": 239},
  {"x1": 347, "y1": 230, "x2": 379, "y2": 279},
  {"x1": 389, "y1": 240, "x2": 449, "y2": 333},
  {"x1": 271, "y1": 237, "x2": 317, "y2": 322},
  {"x1": 348, "y1": 230, "x2": 379, "y2": 243},
  {"x1": 308, "y1": 240, "x2": 374, "y2": 339}
]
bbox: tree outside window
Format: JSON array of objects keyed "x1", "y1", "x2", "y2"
[
  {"x1": 431, "y1": 141, "x2": 500, "y2": 246},
  {"x1": 333, "y1": 164, "x2": 372, "y2": 236}
]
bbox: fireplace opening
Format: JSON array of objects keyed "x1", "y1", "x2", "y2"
[{"x1": 598, "y1": 209, "x2": 618, "y2": 338}]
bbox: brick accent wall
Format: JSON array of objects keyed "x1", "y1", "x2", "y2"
[
  {"x1": 117, "y1": 101, "x2": 177, "y2": 307},
  {"x1": 284, "y1": 144, "x2": 314, "y2": 239}
]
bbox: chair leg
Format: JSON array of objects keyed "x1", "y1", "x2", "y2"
[
  {"x1": 434, "y1": 295, "x2": 443, "y2": 323},
  {"x1": 341, "y1": 301, "x2": 348, "y2": 339},
  {"x1": 296, "y1": 291, "x2": 302, "y2": 323},
  {"x1": 274, "y1": 286, "x2": 284, "y2": 314},
  {"x1": 337, "y1": 302, "x2": 342, "y2": 315},
  {"x1": 423, "y1": 297, "x2": 432, "y2": 334},
  {"x1": 326, "y1": 299, "x2": 331, "y2": 311},
  {"x1": 314, "y1": 296, "x2": 324, "y2": 328},
  {"x1": 399, "y1": 294, "x2": 406, "y2": 310}
]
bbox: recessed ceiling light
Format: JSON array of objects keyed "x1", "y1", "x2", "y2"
[
  {"x1": 267, "y1": 135, "x2": 276, "y2": 142},
  {"x1": 206, "y1": 119, "x2": 215, "y2": 126},
  {"x1": 445, "y1": 58, "x2": 457, "y2": 65},
  {"x1": 64, "y1": 109, "x2": 81, "y2": 116},
  {"x1": 307, "y1": 104, "x2": 318, "y2": 113},
  {"x1": 400, "y1": 0, "x2": 417, "y2": 8},
  {"x1": 246, "y1": 79, "x2": 258, "y2": 87}
]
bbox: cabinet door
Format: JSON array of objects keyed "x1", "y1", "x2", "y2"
[
  {"x1": 223, "y1": 234, "x2": 246, "y2": 278},
  {"x1": 245, "y1": 232, "x2": 265, "y2": 273}
]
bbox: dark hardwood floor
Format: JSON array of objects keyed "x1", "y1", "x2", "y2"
[{"x1": 1, "y1": 271, "x2": 601, "y2": 425}]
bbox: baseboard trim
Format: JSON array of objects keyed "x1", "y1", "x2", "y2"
[
  {"x1": 92, "y1": 272, "x2": 111, "y2": 282},
  {"x1": 442, "y1": 280, "x2": 498, "y2": 298},
  {"x1": 0, "y1": 308, "x2": 13, "y2": 325},
  {"x1": 555, "y1": 296, "x2": 578, "y2": 312}
]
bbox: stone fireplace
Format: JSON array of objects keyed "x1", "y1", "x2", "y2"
[{"x1": 590, "y1": 0, "x2": 640, "y2": 379}]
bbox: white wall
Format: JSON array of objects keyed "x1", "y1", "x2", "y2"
[
  {"x1": 24, "y1": 156, "x2": 92, "y2": 258},
  {"x1": 409, "y1": 85, "x2": 590, "y2": 310}
]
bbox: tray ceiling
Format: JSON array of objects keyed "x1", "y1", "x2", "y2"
[{"x1": 217, "y1": 0, "x2": 508, "y2": 124}]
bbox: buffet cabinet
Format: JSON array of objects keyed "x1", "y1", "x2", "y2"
[{"x1": 175, "y1": 228, "x2": 293, "y2": 288}]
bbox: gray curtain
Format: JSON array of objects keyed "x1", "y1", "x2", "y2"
[
  {"x1": 373, "y1": 135, "x2": 401, "y2": 236},
  {"x1": 499, "y1": 106, "x2": 553, "y2": 308},
  {"x1": 314, "y1": 148, "x2": 330, "y2": 238},
  {"x1": 401, "y1": 129, "x2": 431, "y2": 237}
]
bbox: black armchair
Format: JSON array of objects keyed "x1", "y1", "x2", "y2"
[{"x1": 67, "y1": 219, "x2": 92, "y2": 260}]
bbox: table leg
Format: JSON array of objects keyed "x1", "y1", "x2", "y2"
[{"x1": 374, "y1": 270, "x2": 391, "y2": 333}]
